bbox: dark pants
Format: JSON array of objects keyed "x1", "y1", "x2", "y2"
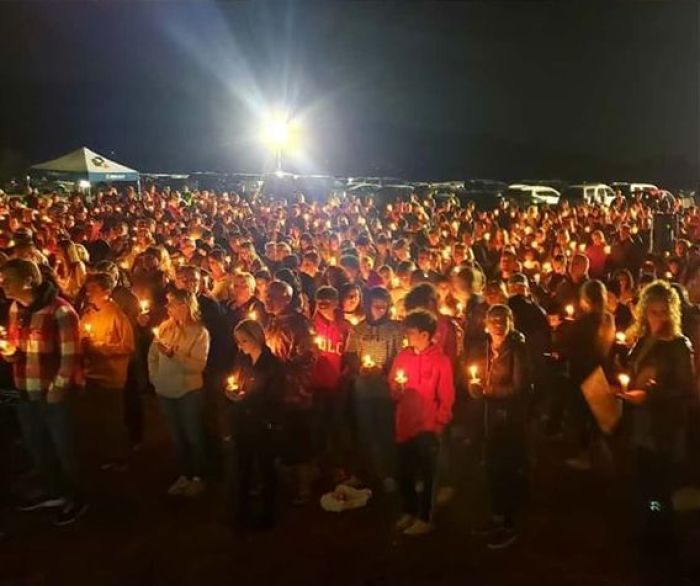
[
  {"x1": 123, "y1": 361, "x2": 143, "y2": 447},
  {"x1": 233, "y1": 420, "x2": 278, "y2": 526},
  {"x1": 202, "y1": 370, "x2": 226, "y2": 477},
  {"x1": 635, "y1": 447, "x2": 676, "y2": 550},
  {"x1": 354, "y1": 393, "x2": 395, "y2": 481},
  {"x1": 397, "y1": 432, "x2": 439, "y2": 522},
  {"x1": 78, "y1": 384, "x2": 126, "y2": 464},
  {"x1": 16, "y1": 397, "x2": 81, "y2": 501},
  {"x1": 312, "y1": 390, "x2": 349, "y2": 472},
  {"x1": 485, "y1": 430, "x2": 527, "y2": 527},
  {"x1": 159, "y1": 390, "x2": 206, "y2": 479},
  {"x1": 281, "y1": 408, "x2": 313, "y2": 466}
]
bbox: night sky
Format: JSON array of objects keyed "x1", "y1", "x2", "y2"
[{"x1": 0, "y1": 1, "x2": 698, "y2": 187}]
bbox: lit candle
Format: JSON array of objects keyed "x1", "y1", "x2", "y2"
[
  {"x1": 226, "y1": 375, "x2": 240, "y2": 393},
  {"x1": 402, "y1": 337, "x2": 409, "y2": 348},
  {"x1": 483, "y1": 232, "x2": 491, "y2": 242},
  {"x1": 248, "y1": 310, "x2": 257, "y2": 321},
  {"x1": 604, "y1": 245, "x2": 612, "y2": 255},
  {"x1": 83, "y1": 323, "x2": 93, "y2": 336},
  {"x1": 314, "y1": 335, "x2": 325, "y2": 350},
  {"x1": 348, "y1": 315, "x2": 359, "y2": 326},
  {"x1": 389, "y1": 307, "x2": 397, "y2": 320},
  {"x1": 578, "y1": 244, "x2": 586, "y2": 253},
  {"x1": 542, "y1": 262, "x2": 552, "y2": 273},
  {"x1": 0, "y1": 340, "x2": 8, "y2": 352},
  {"x1": 394, "y1": 369, "x2": 408, "y2": 387},
  {"x1": 390, "y1": 277, "x2": 400, "y2": 288},
  {"x1": 468, "y1": 364, "x2": 479, "y2": 383},
  {"x1": 329, "y1": 257, "x2": 337, "y2": 267},
  {"x1": 152, "y1": 326, "x2": 160, "y2": 340},
  {"x1": 456, "y1": 302, "x2": 464, "y2": 317},
  {"x1": 362, "y1": 354, "x2": 376, "y2": 369},
  {"x1": 615, "y1": 332, "x2": 627, "y2": 345},
  {"x1": 387, "y1": 204, "x2": 393, "y2": 212},
  {"x1": 565, "y1": 305, "x2": 575, "y2": 319},
  {"x1": 139, "y1": 299, "x2": 150, "y2": 315},
  {"x1": 618, "y1": 373, "x2": 630, "y2": 394},
  {"x1": 439, "y1": 305, "x2": 452, "y2": 316},
  {"x1": 442, "y1": 246, "x2": 451, "y2": 260}
]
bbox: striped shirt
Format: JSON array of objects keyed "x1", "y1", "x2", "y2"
[{"x1": 7, "y1": 292, "x2": 81, "y2": 397}]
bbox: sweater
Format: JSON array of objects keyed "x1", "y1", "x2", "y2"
[
  {"x1": 147, "y1": 319, "x2": 210, "y2": 398},
  {"x1": 81, "y1": 300, "x2": 135, "y2": 390}
]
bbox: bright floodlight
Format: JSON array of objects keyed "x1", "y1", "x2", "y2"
[{"x1": 260, "y1": 111, "x2": 301, "y2": 172}]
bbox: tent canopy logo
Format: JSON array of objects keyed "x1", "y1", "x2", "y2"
[{"x1": 91, "y1": 156, "x2": 110, "y2": 168}]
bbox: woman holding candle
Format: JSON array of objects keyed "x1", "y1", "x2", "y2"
[
  {"x1": 227, "y1": 319, "x2": 284, "y2": 530},
  {"x1": 468, "y1": 304, "x2": 530, "y2": 549},
  {"x1": 54, "y1": 239, "x2": 87, "y2": 302},
  {"x1": 619, "y1": 281, "x2": 695, "y2": 555},
  {"x1": 339, "y1": 282, "x2": 366, "y2": 327},
  {"x1": 148, "y1": 289, "x2": 210, "y2": 497},
  {"x1": 348, "y1": 287, "x2": 404, "y2": 491}
]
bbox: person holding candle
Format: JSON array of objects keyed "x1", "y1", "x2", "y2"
[
  {"x1": 468, "y1": 304, "x2": 530, "y2": 549},
  {"x1": 558, "y1": 280, "x2": 615, "y2": 471},
  {"x1": 227, "y1": 319, "x2": 284, "y2": 530},
  {"x1": 0, "y1": 259, "x2": 86, "y2": 525},
  {"x1": 79, "y1": 272, "x2": 135, "y2": 471},
  {"x1": 619, "y1": 281, "x2": 695, "y2": 556},
  {"x1": 264, "y1": 280, "x2": 317, "y2": 505},
  {"x1": 339, "y1": 282, "x2": 366, "y2": 327},
  {"x1": 388, "y1": 309, "x2": 455, "y2": 536},
  {"x1": 309, "y1": 286, "x2": 354, "y2": 484},
  {"x1": 148, "y1": 289, "x2": 210, "y2": 497},
  {"x1": 348, "y1": 286, "x2": 404, "y2": 492}
]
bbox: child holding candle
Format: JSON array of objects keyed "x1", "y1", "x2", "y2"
[
  {"x1": 388, "y1": 309, "x2": 454, "y2": 536},
  {"x1": 468, "y1": 304, "x2": 530, "y2": 550},
  {"x1": 347, "y1": 287, "x2": 404, "y2": 492}
]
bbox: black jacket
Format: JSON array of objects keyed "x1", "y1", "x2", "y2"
[
  {"x1": 627, "y1": 335, "x2": 695, "y2": 454},
  {"x1": 483, "y1": 330, "x2": 530, "y2": 437},
  {"x1": 229, "y1": 347, "x2": 285, "y2": 435}
]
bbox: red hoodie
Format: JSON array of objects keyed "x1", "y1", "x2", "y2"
[
  {"x1": 389, "y1": 344, "x2": 455, "y2": 443},
  {"x1": 310, "y1": 313, "x2": 352, "y2": 391}
]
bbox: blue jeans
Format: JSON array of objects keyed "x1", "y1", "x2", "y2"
[
  {"x1": 16, "y1": 397, "x2": 81, "y2": 501},
  {"x1": 158, "y1": 390, "x2": 206, "y2": 479}
]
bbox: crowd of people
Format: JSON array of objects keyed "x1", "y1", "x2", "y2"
[{"x1": 0, "y1": 184, "x2": 699, "y2": 555}]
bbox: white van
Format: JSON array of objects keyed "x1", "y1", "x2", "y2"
[
  {"x1": 561, "y1": 183, "x2": 615, "y2": 206},
  {"x1": 506, "y1": 184, "x2": 560, "y2": 206}
]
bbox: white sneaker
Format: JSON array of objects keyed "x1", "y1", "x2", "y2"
[
  {"x1": 167, "y1": 475, "x2": 191, "y2": 496},
  {"x1": 182, "y1": 477, "x2": 205, "y2": 497},
  {"x1": 403, "y1": 519, "x2": 433, "y2": 536},
  {"x1": 394, "y1": 514, "x2": 416, "y2": 532},
  {"x1": 565, "y1": 454, "x2": 592, "y2": 471},
  {"x1": 383, "y1": 477, "x2": 397, "y2": 494}
]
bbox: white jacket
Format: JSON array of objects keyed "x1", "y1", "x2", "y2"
[{"x1": 148, "y1": 319, "x2": 210, "y2": 398}]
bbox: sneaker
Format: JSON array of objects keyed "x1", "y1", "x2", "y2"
[
  {"x1": 404, "y1": 519, "x2": 433, "y2": 537},
  {"x1": 16, "y1": 496, "x2": 67, "y2": 512},
  {"x1": 487, "y1": 527, "x2": 518, "y2": 550},
  {"x1": 473, "y1": 516, "x2": 505, "y2": 537},
  {"x1": 52, "y1": 501, "x2": 88, "y2": 527},
  {"x1": 382, "y1": 477, "x2": 397, "y2": 494},
  {"x1": 100, "y1": 460, "x2": 128, "y2": 472},
  {"x1": 565, "y1": 454, "x2": 591, "y2": 471},
  {"x1": 436, "y1": 486, "x2": 456, "y2": 506},
  {"x1": 394, "y1": 514, "x2": 416, "y2": 532},
  {"x1": 181, "y1": 477, "x2": 205, "y2": 497},
  {"x1": 167, "y1": 475, "x2": 191, "y2": 496}
]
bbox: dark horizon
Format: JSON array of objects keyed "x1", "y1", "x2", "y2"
[{"x1": 1, "y1": 1, "x2": 698, "y2": 188}]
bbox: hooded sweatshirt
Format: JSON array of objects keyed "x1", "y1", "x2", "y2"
[{"x1": 389, "y1": 344, "x2": 455, "y2": 443}]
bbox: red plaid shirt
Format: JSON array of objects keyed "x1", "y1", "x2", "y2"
[{"x1": 7, "y1": 296, "x2": 81, "y2": 396}]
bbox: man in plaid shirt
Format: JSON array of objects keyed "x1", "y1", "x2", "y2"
[{"x1": 0, "y1": 259, "x2": 86, "y2": 526}]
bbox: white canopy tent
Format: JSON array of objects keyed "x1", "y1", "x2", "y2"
[{"x1": 30, "y1": 147, "x2": 140, "y2": 188}]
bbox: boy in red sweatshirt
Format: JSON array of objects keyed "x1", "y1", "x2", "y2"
[
  {"x1": 310, "y1": 286, "x2": 353, "y2": 484},
  {"x1": 389, "y1": 309, "x2": 455, "y2": 536}
]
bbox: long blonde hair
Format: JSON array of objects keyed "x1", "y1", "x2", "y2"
[
  {"x1": 634, "y1": 280, "x2": 682, "y2": 340},
  {"x1": 168, "y1": 289, "x2": 202, "y2": 324}
]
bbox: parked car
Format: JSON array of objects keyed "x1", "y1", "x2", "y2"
[
  {"x1": 560, "y1": 183, "x2": 615, "y2": 206},
  {"x1": 506, "y1": 184, "x2": 560, "y2": 206},
  {"x1": 610, "y1": 182, "x2": 659, "y2": 198}
]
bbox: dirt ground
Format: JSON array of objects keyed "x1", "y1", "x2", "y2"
[{"x1": 1, "y1": 397, "x2": 698, "y2": 586}]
